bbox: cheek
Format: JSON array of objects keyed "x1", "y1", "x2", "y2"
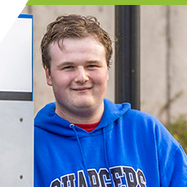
[
  {"x1": 93, "y1": 71, "x2": 109, "y2": 88},
  {"x1": 52, "y1": 72, "x2": 73, "y2": 86},
  {"x1": 99, "y1": 69, "x2": 109, "y2": 83}
]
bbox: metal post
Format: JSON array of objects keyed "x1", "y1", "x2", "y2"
[{"x1": 115, "y1": 5, "x2": 140, "y2": 110}]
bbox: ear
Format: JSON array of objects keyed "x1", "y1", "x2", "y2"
[{"x1": 45, "y1": 66, "x2": 52, "y2": 86}]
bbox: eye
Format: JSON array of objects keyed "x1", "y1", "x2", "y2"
[
  {"x1": 86, "y1": 64, "x2": 99, "y2": 69},
  {"x1": 88, "y1": 65, "x2": 96, "y2": 68},
  {"x1": 62, "y1": 66, "x2": 75, "y2": 70}
]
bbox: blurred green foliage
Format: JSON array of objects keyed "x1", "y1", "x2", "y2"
[{"x1": 167, "y1": 117, "x2": 187, "y2": 153}]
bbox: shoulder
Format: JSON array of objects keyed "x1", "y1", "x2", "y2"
[
  {"x1": 120, "y1": 108, "x2": 180, "y2": 149},
  {"x1": 124, "y1": 108, "x2": 162, "y2": 129}
]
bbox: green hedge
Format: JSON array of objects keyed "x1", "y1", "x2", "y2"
[{"x1": 167, "y1": 117, "x2": 187, "y2": 153}]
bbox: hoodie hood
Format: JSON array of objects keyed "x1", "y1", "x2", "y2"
[{"x1": 34, "y1": 98, "x2": 131, "y2": 138}]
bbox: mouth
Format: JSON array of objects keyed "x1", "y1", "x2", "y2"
[{"x1": 72, "y1": 87, "x2": 92, "y2": 92}]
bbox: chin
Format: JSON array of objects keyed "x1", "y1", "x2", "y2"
[
  {"x1": 75, "y1": 102, "x2": 93, "y2": 109},
  {"x1": 73, "y1": 99, "x2": 94, "y2": 108}
]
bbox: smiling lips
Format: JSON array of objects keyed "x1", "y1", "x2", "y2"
[{"x1": 72, "y1": 87, "x2": 92, "y2": 92}]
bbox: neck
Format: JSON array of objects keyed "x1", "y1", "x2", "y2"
[{"x1": 55, "y1": 102, "x2": 104, "y2": 124}]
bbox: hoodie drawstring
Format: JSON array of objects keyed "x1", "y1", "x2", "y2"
[
  {"x1": 103, "y1": 128, "x2": 114, "y2": 187},
  {"x1": 70, "y1": 124, "x2": 114, "y2": 187},
  {"x1": 70, "y1": 124, "x2": 91, "y2": 187}
]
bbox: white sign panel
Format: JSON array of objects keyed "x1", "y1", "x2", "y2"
[
  {"x1": 0, "y1": 100, "x2": 34, "y2": 186},
  {"x1": 0, "y1": 15, "x2": 32, "y2": 92}
]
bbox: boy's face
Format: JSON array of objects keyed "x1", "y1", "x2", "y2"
[{"x1": 45, "y1": 36, "x2": 109, "y2": 120}]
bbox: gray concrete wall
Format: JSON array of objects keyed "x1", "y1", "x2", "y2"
[
  {"x1": 141, "y1": 5, "x2": 187, "y2": 123},
  {"x1": 21, "y1": 5, "x2": 187, "y2": 124}
]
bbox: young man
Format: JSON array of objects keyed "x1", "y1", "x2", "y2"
[{"x1": 34, "y1": 14, "x2": 187, "y2": 187}]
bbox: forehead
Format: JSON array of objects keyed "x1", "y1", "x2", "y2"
[
  {"x1": 55, "y1": 36, "x2": 104, "y2": 50},
  {"x1": 49, "y1": 36, "x2": 106, "y2": 61}
]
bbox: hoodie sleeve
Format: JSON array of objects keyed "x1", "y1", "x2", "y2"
[
  {"x1": 160, "y1": 144, "x2": 187, "y2": 186},
  {"x1": 155, "y1": 120, "x2": 187, "y2": 186}
]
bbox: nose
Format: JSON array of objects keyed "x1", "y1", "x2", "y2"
[{"x1": 74, "y1": 66, "x2": 89, "y2": 83}]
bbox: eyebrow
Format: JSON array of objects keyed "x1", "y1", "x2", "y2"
[{"x1": 86, "y1": 60, "x2": 100, "y2": 64}]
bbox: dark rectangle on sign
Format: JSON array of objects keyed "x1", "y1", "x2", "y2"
[{"x1": 0, "y1": 92, "x2": 32, "y2": 101}]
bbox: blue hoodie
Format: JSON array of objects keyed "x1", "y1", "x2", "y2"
[{"x1": 34, "y1": 99, "x2": 187, "y2": 187}]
